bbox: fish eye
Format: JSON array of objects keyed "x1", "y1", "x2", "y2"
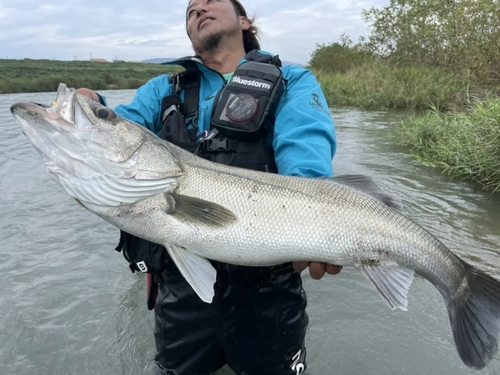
[{"x1": 94, "y1": 106, "x2": 116, "y2": 120}]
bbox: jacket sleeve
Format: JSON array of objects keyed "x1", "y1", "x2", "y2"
[
  {"x1": 272, "y1": 67, "x2": 336, "y2": 178},
  {"x1": 111, "y1": 74, "x2": 172, "y2": 135}
]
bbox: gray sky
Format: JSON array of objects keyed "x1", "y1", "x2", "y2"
[{"x1": 0, "y1": 0, "x2": 386, "y2": 65}]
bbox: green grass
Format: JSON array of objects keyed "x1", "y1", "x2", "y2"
[
  {"x1": 311, "y1": 56, "x2": 500, "y2": 193},
  {"x1": 0, "y1": 59, "x2": 183, "y2": 94},
  {"x1": 315, "y1": 61, "x2": 470, "y2": 111},
  {"x1": 392, "y1": 95, "x2": 500, "y2": 192}
]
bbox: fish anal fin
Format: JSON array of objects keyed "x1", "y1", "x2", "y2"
[{"x1": 358, "y1": 263, "x2": 415, "y2": 311}]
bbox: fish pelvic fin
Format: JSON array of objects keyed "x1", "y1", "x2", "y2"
[
  {"x1": 164, "y1": 244, "x2": 217, "y2": 303},
  {"x1": 358, "y1": 263, "x2": 414, "y2": 311},
  {"x1": 446, "y1": 263, "x2": 500, "y2": 370},
  {"x1": 327, "y1": 174, "x2": 402, "y2": 211},
  {"x1": 166, "y1": 193, "x2": 237, "y2": 228}
]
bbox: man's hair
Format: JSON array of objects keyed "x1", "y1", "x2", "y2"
[{"x1": 229, "y1": 0, "x2": 260, "y2": 52}]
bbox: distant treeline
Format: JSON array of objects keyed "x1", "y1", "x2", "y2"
[{"x1": 0, "y1": 59, "x2": 183, "y2": 94}]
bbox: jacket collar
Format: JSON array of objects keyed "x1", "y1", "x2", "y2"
[{"x1": 161, "y1": 50, "x2": 279, "y2": 71}]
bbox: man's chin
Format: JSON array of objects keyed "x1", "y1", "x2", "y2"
[
  {"x1": 193, "y1": 27, "x2": 239, "y2": 54},
  {"x1": 199, "y1": 32, "x2": 224, "y2": 52}
]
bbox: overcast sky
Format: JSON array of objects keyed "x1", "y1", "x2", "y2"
[{"x1": 0, "y1": 0, "x2": 387, "y2": 65}]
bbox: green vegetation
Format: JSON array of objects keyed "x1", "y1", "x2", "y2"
[
  {"x1": 0, "y1": 59, "x2": 183, "y2": 94},
  {"x1": 310, "y1": 0, "x2": 499, "y2": 110},
  {"x1": 393, "y1": 96, "x2": 500, "y2": 192},
  {"x1": 308, "y1": 0, "x2": 500, "y2": 192},
  {"x1": 359, "y1": 0, "x2": 499, "y2": 87},
  {"x1": 311, "y1": 40, "x2": 478, "y2": 111},
  {"x1": 317, "y1": 59, "x2": 469, "y2": 111}
]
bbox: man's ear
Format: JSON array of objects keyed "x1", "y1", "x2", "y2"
[{"x1": 240, "y1": 16, "x2": 250, "y2": 31}]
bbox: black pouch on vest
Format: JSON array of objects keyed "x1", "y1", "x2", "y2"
[
  {"x1": 160, "y1": 95, "x2": 189, "y2": 142},
  {"x1": 159, "y1": 70, "x2": 200, "y2": 152},
  {"x1": 211, "y1": 61, "x2": 283, "y2": 141}
]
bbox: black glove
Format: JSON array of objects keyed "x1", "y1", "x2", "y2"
[{"x1": 115, "y1": 230, "x2": 171, "y2": 283}]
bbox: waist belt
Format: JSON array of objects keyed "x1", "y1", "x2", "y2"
[{"x1": 212, "y1": 262, "x2": 294, "y2": 285}]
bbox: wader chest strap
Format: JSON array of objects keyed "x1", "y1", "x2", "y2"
[{"x1": 170, "y1": 70, "x2": 200, "y2": 128}]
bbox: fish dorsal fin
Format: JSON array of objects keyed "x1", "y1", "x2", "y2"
[
  {"x1": 326, "y1": 174, "x2": 402, "y2": 211},
  {"x1": 164, "y1": 244, "x2": 217, "y2": 303},
  {"x1": 358, "y1": 264, "x2": 415, "y2": 311}
]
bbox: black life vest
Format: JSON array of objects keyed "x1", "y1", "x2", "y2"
[{"x1": 160, "y1": 50, "x2": 284, "y2": 173}]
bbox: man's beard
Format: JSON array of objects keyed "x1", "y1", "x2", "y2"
[{"x1": 195, "y1": 25, "x2": 240, "y2": 54}]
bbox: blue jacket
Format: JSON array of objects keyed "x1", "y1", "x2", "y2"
[{"x1": 106, "y1": 50, "x2": 336, "y2": 178}]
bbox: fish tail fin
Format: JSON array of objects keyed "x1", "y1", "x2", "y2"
[{"x1": 446, "y1": 263, "x2": 500, "y2": 369}]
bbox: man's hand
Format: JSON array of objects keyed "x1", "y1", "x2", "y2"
[
  {"x1": 293, "y1": 262, "x2": 342, "y2": 280},
  {"x1": 76, "y1": 88, "x2": 100, "y2": 102}
]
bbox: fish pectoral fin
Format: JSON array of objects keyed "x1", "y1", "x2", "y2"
[
  {"x1": 166, "y1": 193, "x2": 237, "y2": 228},
  {"x1": 358, "y1": 264, "x2": 414, "y2": 311},
  {"x1": 326, "y1": 174, "x2": 402, "y2": 211},
  {"x1": 165, "y1": 244, "x2": 217, "y2": 303},
  {"x1": 57, "y1": 167, "x2": 179, "y2": 207}
]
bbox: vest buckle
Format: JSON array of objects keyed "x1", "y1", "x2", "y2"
[{"x1": 201, "y1": 138, "x2": 233, "y2": 152}]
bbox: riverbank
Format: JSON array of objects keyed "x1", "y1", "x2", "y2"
[
  {"x1": 392, "y1": 95, "x2": 500, "y2": 193},
  {"x1": 313, "y1": 56, "x2": 500, "y2": 193},
  {"x1": 315, "y1": 61, "x2": 472, "y2": 111},
  {"x1": 0, "y1": 59, "x2": 182, "y2": 94}
]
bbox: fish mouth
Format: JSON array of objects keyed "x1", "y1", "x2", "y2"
[
  {"x1": 10, "y1": 84, "x2": 84, "y2": 177},
  {"x1": 10, "y1": 102, "x2": 59, "y2": 152},
  {"x1": 10, "y1": 83, "x2": 77, "y2": 127},
  {"x1": 10, "y1": 101, "x2": 50, "y2": 118},
  {"x1": 9, "y1": 103, "x2": 46, "y2": 148}
]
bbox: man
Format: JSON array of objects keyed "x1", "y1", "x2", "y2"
[{"x1": 78, "y1": 1, "x2": 341, "y2": 374}]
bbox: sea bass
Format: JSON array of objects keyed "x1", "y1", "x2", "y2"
[{"x1": 10, "y1": 83, "x2": 500, "y2": 370}]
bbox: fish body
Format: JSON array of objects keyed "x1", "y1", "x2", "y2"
[
  {"x1": 10, "y1": 84, "x2": 500, "y2": 370},
  {"x1": 106, "y1": 144, "x2": 463, "y2": 292}
]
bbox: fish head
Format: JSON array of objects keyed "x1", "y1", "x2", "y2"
[
  {"x1": 10, "y1": 83, "x2": 182, "y2": 208},
  {"x1": 10, "y1": 83, "x2": 148, "y2": 170}
]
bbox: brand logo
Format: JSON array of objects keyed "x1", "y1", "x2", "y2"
[
  {"x1": 136, "y1": 261, "x2": 148, "y2": 273},
  {"x1": 291, "y1": 350, "x2": 305, "y2": 375},
  {"x1": 309, "y1": 93, "x2": 329, "y2": 114},
  {"x1": 232, "y1": 76, "x2": 271, "y2": 90},
  {"x1": 311, "y1": 93, "x2": 322, "y2": 107}
]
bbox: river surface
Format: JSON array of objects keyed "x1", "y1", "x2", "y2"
[{"x1": 1, "y1": 89, "x2": 500, "y2": 375}]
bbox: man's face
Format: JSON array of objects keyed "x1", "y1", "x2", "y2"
[{"x1": 186, "y1": 0, "x2": 248, "y2": 53}]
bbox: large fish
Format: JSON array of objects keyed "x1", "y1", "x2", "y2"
[{"x1": 10, "y1": 83, "x2": 500, "y2": 370}]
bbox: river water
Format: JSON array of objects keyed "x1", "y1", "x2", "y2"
[{"x1": 1, "y1": 89, "x2": 500, "y2": 375}]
